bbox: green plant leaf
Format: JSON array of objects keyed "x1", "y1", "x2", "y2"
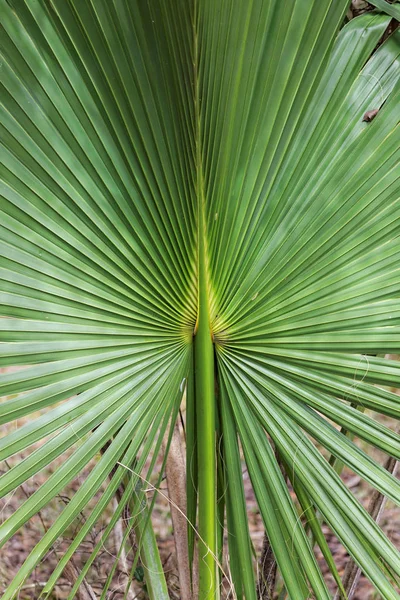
[
  {"x1": 1, "y1": 1, "x2": 400, "y2": 599},
  {"x1": 368, "y1": 0, "x2": 400, "y2": 20}
]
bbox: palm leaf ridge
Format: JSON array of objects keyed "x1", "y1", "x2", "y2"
[{"x1": 1, "y1": 1, "x2": 400, "y2": 598}]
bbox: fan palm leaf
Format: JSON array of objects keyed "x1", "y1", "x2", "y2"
[{"x1": 1, "y1": 1, "x2": 399, "y2": 598}]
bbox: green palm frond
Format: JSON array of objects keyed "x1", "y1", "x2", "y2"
[{"x1": 1, "y1": 1, "x2": 399, "y2": 598}]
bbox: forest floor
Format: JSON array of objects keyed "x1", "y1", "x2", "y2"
[{"x1": 1, "y1": 402, "x2": 399, "y2": 600}]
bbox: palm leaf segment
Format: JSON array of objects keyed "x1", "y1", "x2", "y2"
[{"x1": 1, "y1": 1, "x2": 399, "y2": 598}]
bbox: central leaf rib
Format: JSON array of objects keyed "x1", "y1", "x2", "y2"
[{"x1": 193, "y1": 3, "x2": 218, "y2": 597}]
